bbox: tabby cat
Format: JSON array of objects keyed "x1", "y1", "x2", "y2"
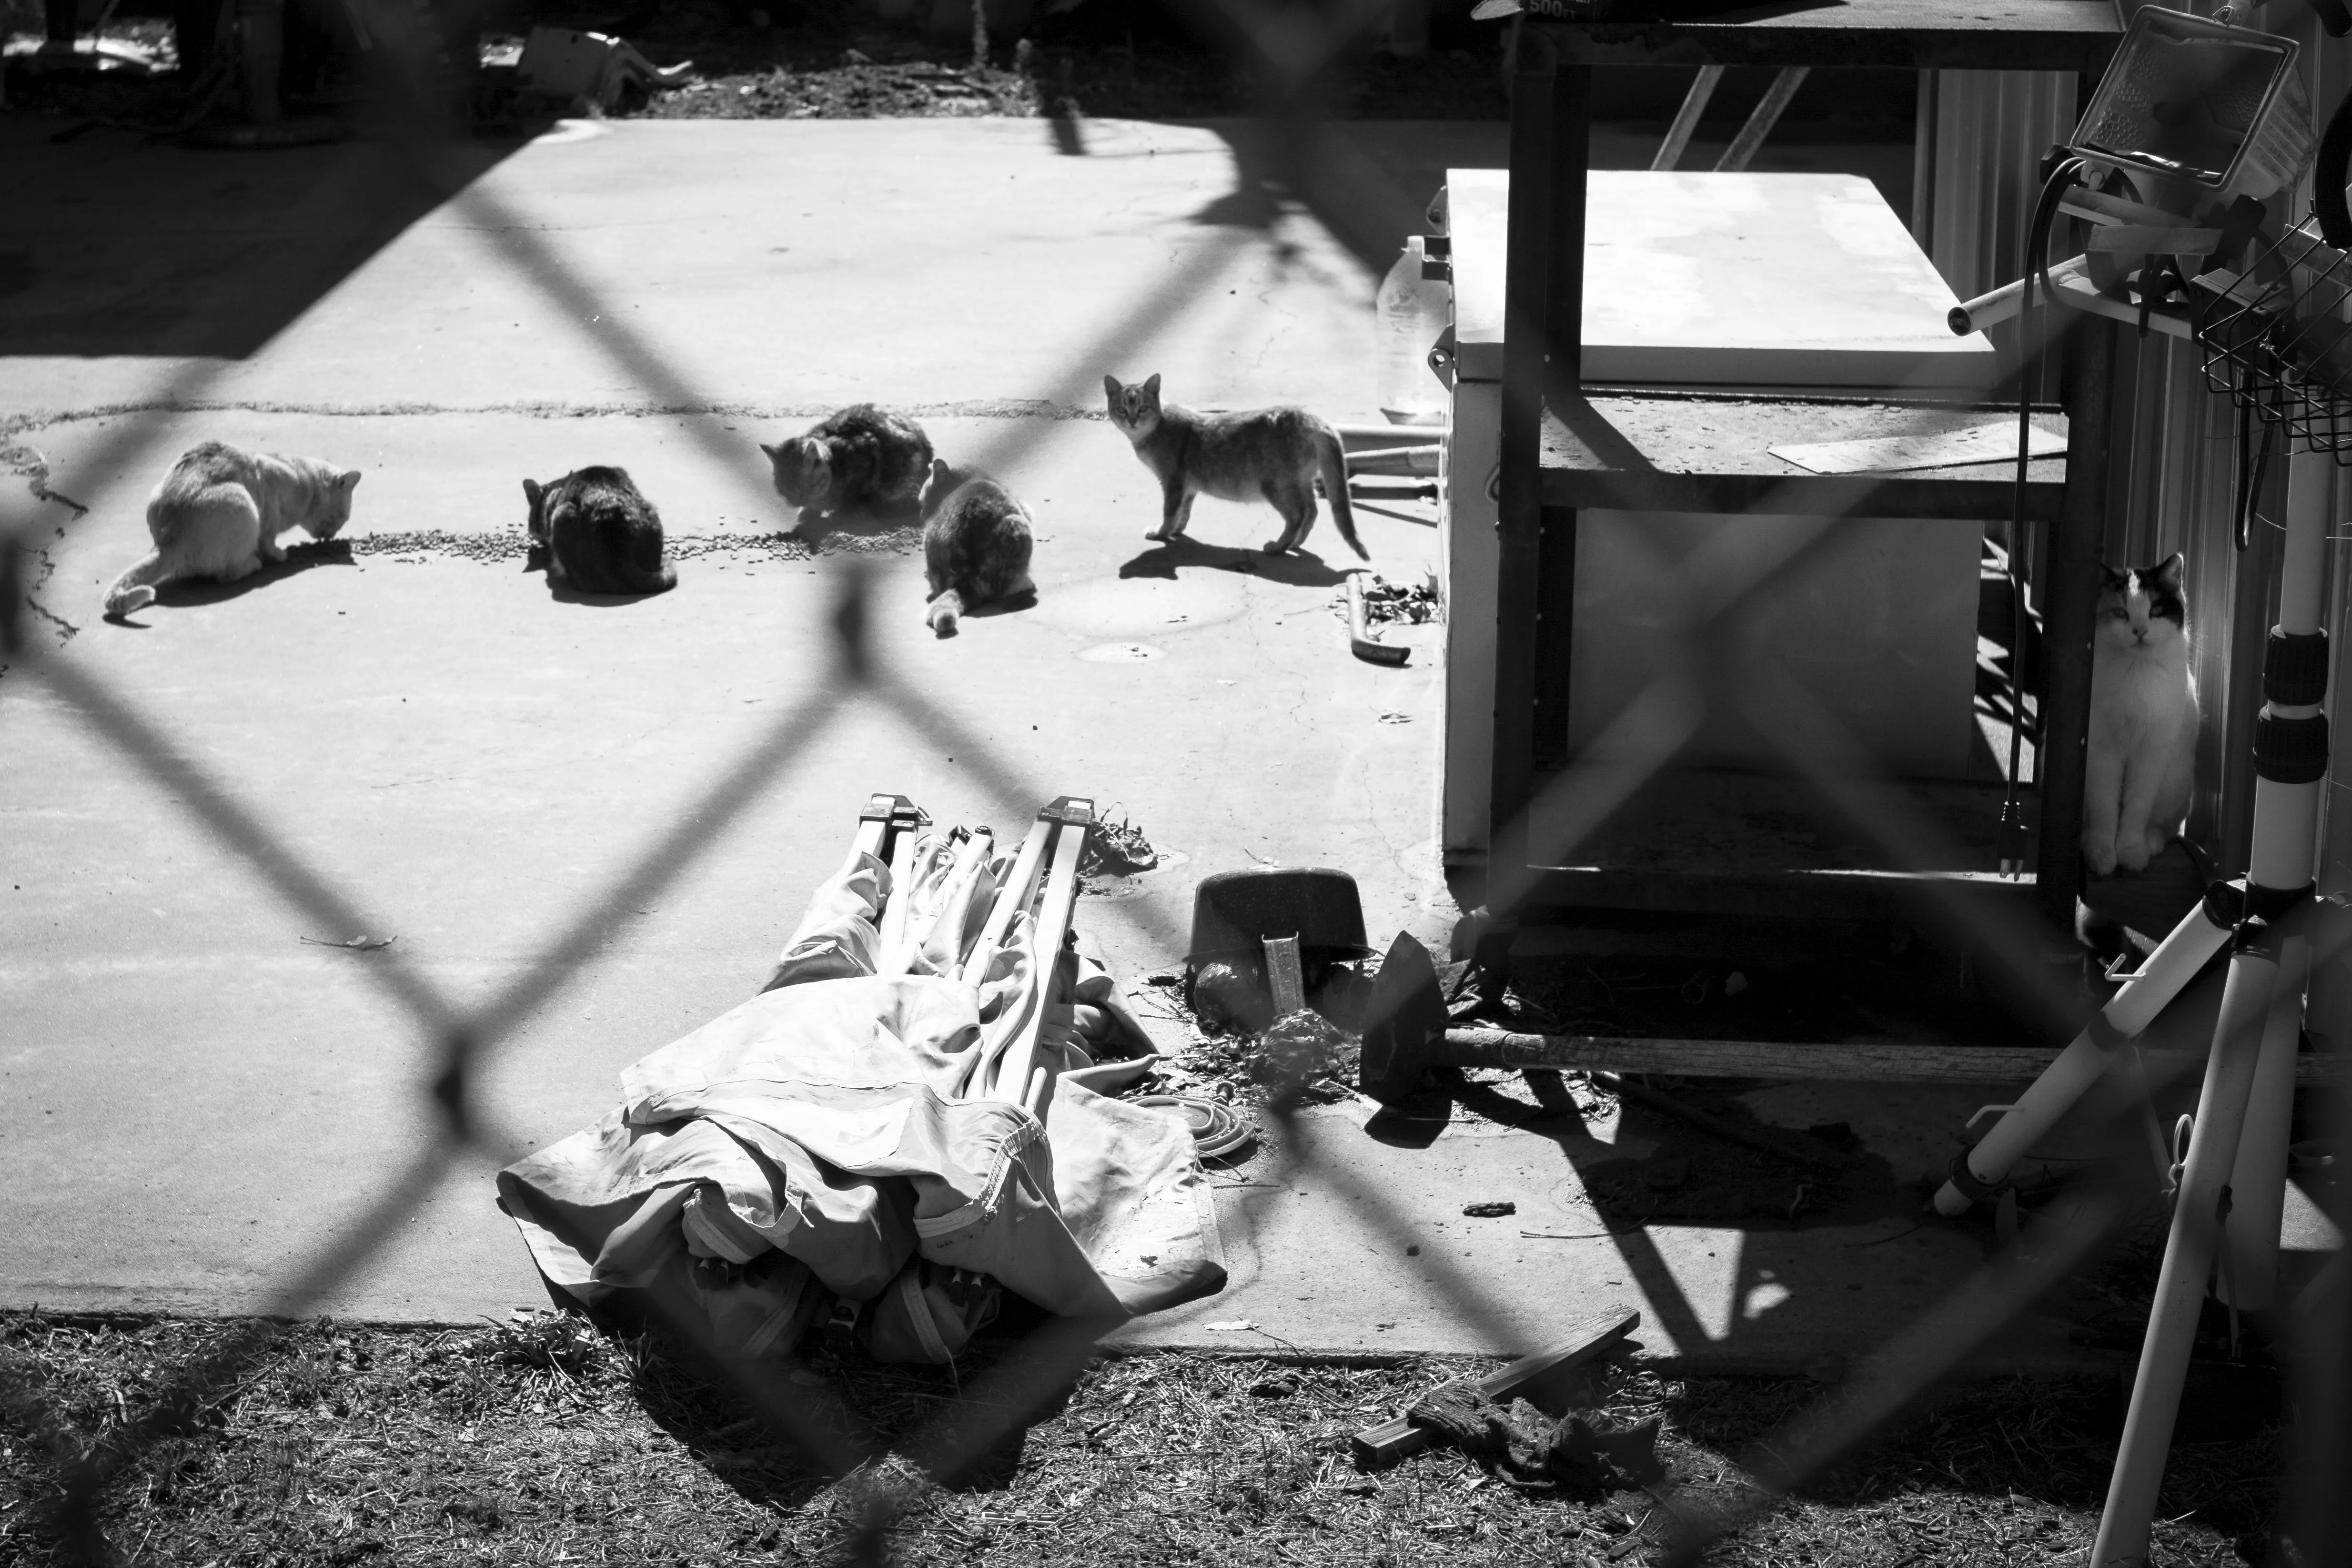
[
  {"x1": 1102, "y1": 373, "x2": 1365, "y2": 558},
  {"x1": 918, "y1": 458, "x2": 1036, "y2": 637},
  {"x1": 760, "y1": 405, "x2": 933, "y2": 521},
  {"x1": 2082, "y1": 554, "x2": 2198, "y2": 877},
  {"x1": 521, "y1": 466, "x2": 677, "y2": 596},
  {"x1": 102, "y1": 441, "x2": 360, "y2": 618}
]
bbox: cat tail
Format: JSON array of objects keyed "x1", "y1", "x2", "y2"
[
  {"x1": 1314, "y1": 430, "x2": 1368, "y2": 560},
  {"x1": 102, "y1": 549, "x2": 172, "y2": 617},
  {"x1": 927, "y1": 589, "x2": 966, "y2": 637},
  {"x1": 609, "y1": 556, "x2": 678, "y2": 595}
]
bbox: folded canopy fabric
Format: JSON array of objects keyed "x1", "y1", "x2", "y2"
[{"x1": 497, "y1": 838, "x2": 1227, "y2": 1352}]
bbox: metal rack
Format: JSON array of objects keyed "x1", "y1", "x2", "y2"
[{"x1": 1484, "y1": 1, "x2": 2125, "y2": 939}]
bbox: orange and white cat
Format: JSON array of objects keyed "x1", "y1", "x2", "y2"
[{"x1": 103, "y1": 441, "x2": 361, "y2": 618}]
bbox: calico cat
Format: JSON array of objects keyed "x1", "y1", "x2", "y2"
[
  {"x1": 918, "y1": 458, "x2": 1035, "y2": 637},
  {"x1": 1102, "y1": 373, "x2": 1365, "y2": 559},
  {"x1": 760, "y1": 405, "x2": 933, "y2": 520},
  {"x1": 2082, "y1": 553, "x2": 2198, "y2": 877},
  {"x1": 102, "y1": 441, "x2": 360, "y2": 618},
  {"x1": 521, "y1": 466, "x2": 677, "y2": 596}
]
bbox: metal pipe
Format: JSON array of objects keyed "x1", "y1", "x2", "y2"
[
  {"x1": 2093, "y1": 941, "x2": 2280, "y2": 1567},
  {"x1": 1932, "y1": 895, "x2": 2234, "y2": 1216},
  {"x1": 1715, "y1": 66, "x2": 1807, "y2": 174},
  {"x1": 1650, "y1": 63, "x2": 1723, "y2": 173}
]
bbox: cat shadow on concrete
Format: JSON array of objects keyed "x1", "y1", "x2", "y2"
[
  {"x1": 115, "y1": 539, "x2": 354, "y2": 622},
  {"x1": 544, "y1": 580, "x2": 674, "y2": 607},
  {"x1": 954, "y1": 586, "x2": 1041, "y2": 623},
  {"x1": 1117, "y1": 536, "x2": 1348, "y2": 588}
]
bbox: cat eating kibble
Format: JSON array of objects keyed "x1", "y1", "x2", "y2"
[
  {"x1": 919, "y1": 458, "x2": 1036, "y2": 637},
  {"x1": 2083, "y1": 553, "x2": 2198, "y2": 878},
  {"x1": 521, "y1": 466, "x2": 677, "y2": 596},
  {"x1": 760, "y1": 405, "x2": 933, "y2": 522},
  {"x1": 102, "y1": 441, "x2": 360, "y2": 619},
  {"x1": 1102, "y1": 373, "x2": 1366, "y2": 559}
]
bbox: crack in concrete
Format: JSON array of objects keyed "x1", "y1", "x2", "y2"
[
  {"x1": 4, "y1": 434, "x2": 88, "y2": 655},
  {"x1": 5, "y1": 399, "x2": 1110, "y2": 431}
]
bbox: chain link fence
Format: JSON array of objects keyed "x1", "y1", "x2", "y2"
[{"x1": 3, "y1": 6, "x2": 2347, "y2": 1564}]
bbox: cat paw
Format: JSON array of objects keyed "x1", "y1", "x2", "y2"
[
  {"x1": 2143, "y1": 826, "x2": 2172, "y2": 858},
  {"x1": 2082, "y1": 836, "x2": 2118, "y2": 879},
  {"x1": 1261, "y1": 540, "x2": 1289, "y2": 555},
  {"x1": 2116, "y1": 838, "x2": 2152, "y2": 874}
]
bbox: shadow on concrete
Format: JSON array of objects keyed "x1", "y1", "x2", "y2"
[
  {"x1": 956, "y1": 587, "x2": 1041, "y2": 622},
  {"x1": 0, "y1": 124, "x2": 534, "y2": 359},
  {"x1": 1118, "y1": 536, "x2": 1349, "y2": 587},
  {"x1": 103, "y1": 540, "x2": 355, "y2": 623}
]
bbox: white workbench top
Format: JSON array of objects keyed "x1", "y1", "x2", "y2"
[{"x1": 1447, "y1": 168, "x2": 1994, "y2": 389}]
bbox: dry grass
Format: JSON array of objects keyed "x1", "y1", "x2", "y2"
[{"x1": 0, "y1": 1308, "x2": 2277, "y2": 1567}]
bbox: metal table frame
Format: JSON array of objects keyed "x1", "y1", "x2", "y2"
[{"x1": 1486, "y1": 3, "x2": 2125, "y2": 936}]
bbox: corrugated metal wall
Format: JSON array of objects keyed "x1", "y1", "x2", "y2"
[{"x1": 1919, "y1": 23, "x2": 2352, "y2": 894}]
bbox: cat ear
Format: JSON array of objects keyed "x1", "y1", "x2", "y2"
[
  {"x1": 1102, "y1": 374, "x2": 1120, "y2": 401},
  {"x1": 1143, "y1": 374, "x2": 1161, "y2": 397},
  {"x1": 758, "y1": 443, "x2": 778, "y2": 460},
  {"x1": 523, "y1": 478, "x2": 544, "y2": 506},
  {"x1": 338, "y1": 470, "x2": 361, "y2": 490},
  {"x1": 2099, "y1": 564, "x2": 2129, "y2": 589},
  {"x1": 2151, "y1": 553, "x2": 2184, "y2": 587}
]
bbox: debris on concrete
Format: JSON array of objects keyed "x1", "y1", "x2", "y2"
[
  {"x1": 1460, "y1": 1200, "x2": 1516, "y2": 1218},
  {"x1": 1350, "y1": 573, "x2": 1443, "y2": 627},
  {"x1": 1131, "y1": 1092, "x2": 1252, "y2": 1160},
  {"x1": 1079, "y1": 809, "x2": 1158, "y2": 877},
  {"x1": 299, "y1": 933, "x2": 395, "y2": 951}
]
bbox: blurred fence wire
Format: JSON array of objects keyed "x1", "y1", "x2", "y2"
[{"x1": 2, "y1": 3, "x2": 2346, "y2": 1564}]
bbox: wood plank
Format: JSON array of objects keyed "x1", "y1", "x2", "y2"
[
  {"x1": 1351, "y1": 1308, "x2": 1641, "y2": 1467},
  {"x1": 1441, "y1": 1028, "x2": 2349, "y2": 1087},
  {"x1": 1539, "y1": 394, "x2": 2069, "y2": 520},
  {"x1": 1532, "y1": 0, "x2": 2121, "y2": 73}
]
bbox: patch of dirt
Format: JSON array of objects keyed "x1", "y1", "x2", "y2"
[
  {"x1": 1, "y1": 3, "x2": 1512, "y2": 133},
  {"x1": 0, "y1": 1310, "x2": 2281, "y2": 1566}
]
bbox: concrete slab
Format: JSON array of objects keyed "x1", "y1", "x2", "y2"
[
  {"x1": 0, "y1": 115, "x2": 1509, "y2": 421},
  {"x1": 0, "y1": 115, "x2": 2178, "y2": 1373},
  {"x1": 3, "y1": 406, "x2": 1448, "y2": 1321}
]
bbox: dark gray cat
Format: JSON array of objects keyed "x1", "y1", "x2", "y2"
[
  {"x1": 919, "y1": 458, "x2": 1036, "y2": 637},
  {"x1": 760, "y1": 405, "x2": 933, "y2": 521},
  {"x1": 521, "y1": 466, "x2": 676, "y2": 596},
  {"x1": 1103, "y1": 373, "x2": 1365, "y2": 558}
]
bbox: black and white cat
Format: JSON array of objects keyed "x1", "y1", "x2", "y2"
[{"x1": 2082, "y1": 554, "x2": 2197, "y2": 877}]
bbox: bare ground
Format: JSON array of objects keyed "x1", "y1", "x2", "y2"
[{"x1": 0, "y1": 1306, "x2": 2277, "y2": 1567}]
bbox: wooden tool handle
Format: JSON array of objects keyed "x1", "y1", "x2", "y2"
[{"x1": 1350, "y1": 1308, "x2": 1639, "y2": 1467}]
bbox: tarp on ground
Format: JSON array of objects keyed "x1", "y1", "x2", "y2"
[{"x1": 495, "y1": 838, "x2": 1226, "y2": 1358}]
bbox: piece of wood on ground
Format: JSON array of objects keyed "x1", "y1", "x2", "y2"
[
  {"x1": 1347, "y1": 574, "x2": 1410, "y2": 666},
  {"x1": 1263, "y1": 934, "x2": 1307, "y2": 1017},
  {"x1": 1350, "y1": 1307, "x2": 1640, "y2": 1468}
]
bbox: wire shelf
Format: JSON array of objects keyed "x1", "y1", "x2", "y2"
[{"x1": 2192, "y1": 212, "x2": 2352, "y2": 459}]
